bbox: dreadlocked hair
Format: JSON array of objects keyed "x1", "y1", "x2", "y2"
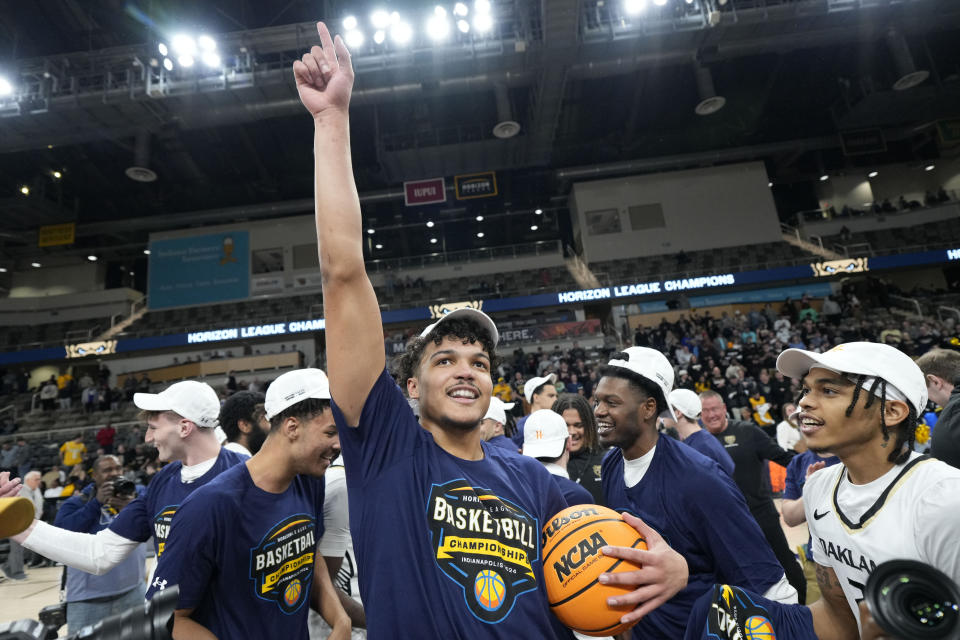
[
  {"x1": 845, "y1": 374, "x2": 917, "y2": 464},
  {"x1": 392, "y1": 316, "x2": 500, "y2": 389}
]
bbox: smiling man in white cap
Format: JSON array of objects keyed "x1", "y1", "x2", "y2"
[
  {"x1": 145, "y1": 368, "x2": 349, "y2": 640},
  {"x1": 596, "y1": 347, "x2": 797, "y2": 640},
  {"x1": 775, "y1": 341, "x2": 960, "y2": 638},
  {"x1": 480, "y1": 396, "x2": 518, "y2": 451},
  {"x1": 6, "y1": 379, "x2": 248, "y2": 582}
]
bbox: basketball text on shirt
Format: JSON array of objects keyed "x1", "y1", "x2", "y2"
[
  {"x1": 250, "y1": 513, "x2": 317, "y2": 614},
  {"x1": 153, "y1": 505, "x2": 178, "y2": 555},
  {"x1": 428, "y1": 480, "x2": 540, "y2": 623}
]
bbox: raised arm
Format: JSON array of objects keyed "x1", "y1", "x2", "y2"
[{"x1": 294, "y1": 22, "x2": 383, "y2": 424}]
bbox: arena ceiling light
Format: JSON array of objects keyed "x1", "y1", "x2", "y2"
[
  {"x1": 197, "y1": 34, "x2": 217, "y2": 52},
  {"x1": 373, "y1": 30, "x2": 387, "y2": 44},
  {"x1": 31, "y1": 262, "x2": 41, "y2": 268},
  {"x1": 426, "y1": 7, "x2": 451, "y2": 41},
  {"x1": 426, "y1": 220, "x2": 435, "y2": 227},
  {"x1": 370, "y1": 9, "x2": 391, "y2": 30},
  {"x1": 345, "y1": 29, "x2": 365, "y2": 49},
  {"x1": 453, "y1": 2, "x2": 469, "y2": 16},
  {"x1": 457, "y1": 19, "x2": 470, "y2": 33},
  {"x1": 0, "y1": 76, "x2": 13, "y2": 96},
  {"x1": 143, "y1": 249, "x2": 151, "y2": 255},
  {"x1": 367, "y1": 228, "x2": 375, "y2": 234},
  {"x1": 868, "y1": 171, "x2": 878, "y2": 178},
  {"x1": 530, "y1": 225, "x2": 538, "y2": 231},
  {"x1": 201, "y1": 51, "x2": 221, "y2": 67},
  {"x1": 476, "y1": 215, "x2": 483, "y2": 221},
  {"x1": 624, "y1": 0, "x2": 645, "y2": 15},
  {"x1": 87, "y1": 255, "x2": 98, "y2": 262},
  {"x1": 0, "y1": 267, "x2": 6, "y2": 273},
  {"x1": 473, "y1": 12, "x2": 492, "y2": 33},
  {"x1": 343, "y1": 15, "x2": 359, "y2": 31},
  {"x1": 653, "y1": 0, "x2": 668, "y2": 5},
  {"x1": 52, "y1": 170, "x2": 62, "y2": 179},
  {"x1": 157, "y1": 43, "x2": 168, "y2": 56},
  {"x1": 819, "y1": 174, "x2": 829, "y2": 182},
  {"x1": 476, "y1": 232, "x2": 485, "y2": 238},
  {"x1": 178, "y1": 55, "x2": 195, "y2": 68},
  {"x1": 534, "y1": 208, "x2": 543, "y2": 215},
  {"x1": 171, "y1": 34, "x2": 197, "y2": 56},
  {"x1": 375, "y1": 243, "x2": 384, "y2": 249},
  {"x1": 430, "y1": 237, "x2": 438, "y2": 244},
  {"x1": 19, "y1": 185, "x2": 29, "y2": 195},
  {"x1": 163, "y1": 58, "x2": 174, "y2": 71},
  {"x1": 390, "y1": 20, "x2": 413, "y2": 45},
  {"x1": 768, "y1": 181, "x2": 773, "y2": 187},
  {"x1": 925, "y1": 164, "x2": 935, "y2": 171}
]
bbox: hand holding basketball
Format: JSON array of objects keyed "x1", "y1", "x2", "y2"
[
  {"x1": 293, "y1": 22, "x2": 354, "y2": 119},
  {"x1": 597, "y1": 512, "x2": 689, "y2": 626}
]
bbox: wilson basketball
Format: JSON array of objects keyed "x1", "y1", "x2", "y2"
[{"x1": 542, "y1": 504, "x2": 647, "y2": 636}]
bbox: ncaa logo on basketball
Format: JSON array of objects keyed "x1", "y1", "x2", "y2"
[
  {"x1": 427, "y1": 479, "x2": 540, "y2": 623},
  {"x1": 250, "y1": 513, "x2": 317, "y2": 614}
]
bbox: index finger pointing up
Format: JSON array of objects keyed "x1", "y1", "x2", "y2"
[{"x1": 316, "y1": 22, "x2": 337, "y2": 68}]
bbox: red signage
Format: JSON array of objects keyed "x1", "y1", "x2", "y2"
[{"x1": 404, "y1": 178, "x2": 447, "y2": 206}]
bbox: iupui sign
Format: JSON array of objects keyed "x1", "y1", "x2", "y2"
[{"x1": 404, "y1": 178, "x2": 447, "y2": 206}]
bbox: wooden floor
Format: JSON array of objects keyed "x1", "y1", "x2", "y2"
[{"x1": 0, "y1": 501, "x2": 818, "y2": 636}]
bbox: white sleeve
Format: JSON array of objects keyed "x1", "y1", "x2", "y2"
[
  {"x1": 776, "y1": 422, "x2": 795, "y2": 451},
  {"x1": 317, "y1": 471, "x2": 351, "y2": 558},
  {"x1": 762, "y1": 574, "x2": 799, "y2": 604},
  {"x1": 21, "y1": 520, "x2": 141, "y2": 575},
  {"x1": 915, "y1": 476, "x2": 960, "y2": 585}
]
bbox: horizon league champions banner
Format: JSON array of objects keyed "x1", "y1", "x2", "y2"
[{"x1": 148, "y1": 232, "x2": 251, "y2": 309}]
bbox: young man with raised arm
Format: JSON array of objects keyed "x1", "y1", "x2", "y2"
[{"x1": 293, "y1": 22, "x2": 687, "y2": 639}]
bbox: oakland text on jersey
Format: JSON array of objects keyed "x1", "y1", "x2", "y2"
[
  {"x1": 427, "y1": 479, "x2": 540, "y2": 624},
  {"x1": 250, "y1": 513, "x2": 316, "y2": 614},
  {"x1": 153, "y1": 505, "x2": 178, "y2": 555},
  {"x1": 816, "y1": 537, "x2": 878, "y2": 574}
]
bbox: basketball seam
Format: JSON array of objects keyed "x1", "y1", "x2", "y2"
[
  {"x1": 543, "y1": 518, "x2": 625, "y2": 563},
  {"x1": 547, "y1": 536, "x2": 646, "y2": 609}
]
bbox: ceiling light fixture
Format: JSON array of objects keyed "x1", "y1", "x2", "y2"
[
  {"x1": 534, "y1": 208, "x2": 543, "y2": 215},
  {"x1": 20, "y1": 185, "x2": 29, "y2": 195},
  {"x1": 163, "y1": 58, "x2": 174, "y2": 71},
  {"x1": 375, "y1": 243, "x2": 383, "y2": 249},
  {"x1": 143, "y1": 249, "x2": 151, "y2": 255},
  {"x1": 87, "y1": 255, "x2": 97, "y2": 262},
  {"x1": 343, "y1": 15, "x2": 358, "y2": 31},
  {"x1": 52, "y1": 171, "x2": 62, "y2": 179},
  {"x1": 31, "y1": 262, "x2": 41, "y2": 268},
  {"x1": 819, "y1": 174, "x2": 829, "y2": 182},
  {"x1": 925, "y1": 164, "x2": 935, "y2": 172},
  {"x1": 345, "y1": 29, "x2": 365, "y2": 49},
  {"x1": 476, "y1": 232, "x2": 484, "y2": 238},
  {"x1": 868, "y1": 171, "x2": 878, "y2": 178},
  {"x1": 157, "y1": 43, "x2": 168, "y2": 56},
  {"x1": 426, "y1": 221, "x2": 435, "y2": 228},
  {"x1": 197, "y1": 35, "x2": 216, "y2": 51},
  {"x1": 430, "y1": 238, "x2": 438, "y2": 244},
  {"x1": 476, "y1": 215, "x2": 484, "y2": 221},
  {"x1": 367, "y1": 228, "x2": 375, "y2": 234},
  {"x1": 530, "y1": 225, "x2": 538, "y2": 231}
]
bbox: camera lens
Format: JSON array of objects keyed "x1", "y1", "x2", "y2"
[{"x1": 867, "y1": 560, "x2": 960, "y2": 640}]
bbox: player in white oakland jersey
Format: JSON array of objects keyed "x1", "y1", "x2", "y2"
[
  {"x1": 803, "y1": 452, "x2": 960, "y2": 630},
  {"x1": 777, "y1": 341, "x2": 960, "y2": 640}
]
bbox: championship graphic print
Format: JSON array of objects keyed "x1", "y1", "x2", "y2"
[
  {"x1": 706, "y1": 585, "x2": 778, "y2": 640},
  {"x1": 249, "y1": 513, "x2": 317, "y2": 614},
  {"x1": 428, "y1": 479, "x2": 540, "y2": 623},
  {"x1": 153, "y1": 505, "x2": 178, "y2": 556}
]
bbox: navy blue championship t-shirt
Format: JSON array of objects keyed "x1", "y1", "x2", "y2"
[
  {"x1": 683, "y1": 584, "x2": 816, "y2": 640},
  {"x1": 145, "y1": 462, "x2": 326, "y2": 640},
  {"x1": 332, "y1": 370, "x2": 574, "y2": 639},
  {"x1": 682, "y1": 430, "x2": 735, "y2": 477},
  {"x1": 602, "y1": 436, "x2": 786, "y2": 640},
  {"x1": 109, "y1": 447, "x2": 247, "y2": 556}
]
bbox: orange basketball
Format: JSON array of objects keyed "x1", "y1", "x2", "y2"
[{"x1": 542, "y1": 504, "x2": 647, "y2": 637}]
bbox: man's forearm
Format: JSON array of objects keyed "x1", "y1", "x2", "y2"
[
  {"x1": 337, "y1": 588, "x2": 366, "y2": 629},
  {"x1": 780, "y1": 498, "x2": 806, "y2": 527},
  {"x1": 17, "y1": 519, "x2": 139, "y2": 575}
]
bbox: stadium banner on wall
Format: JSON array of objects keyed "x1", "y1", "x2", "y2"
[
  {"x1": 454, "y1": 172, "x2": 497, "y2": 200},
  {"x1": 251, "y1": 275, "x2": 284, "y2": 294},
  {"x1": 148, "y1": 231, "x2": 251, "y2": 309},
  {"x1": 404, "y1": 178, "x2": 446, "y2": 206},
  {"x1": 839, "y1": 129, "x2": 886, "y2": 156},
  {"x1": 37, "y1": 222, "x2": 76, "y2": 247},
  {"x1": 499, "y1": 319, "x2": 602, "y2": 345}
]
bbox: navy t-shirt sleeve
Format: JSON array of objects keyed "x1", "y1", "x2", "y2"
[
  {"x1": 683, "y1": 584, "x2": 816, "y2": 640},
  {"x1": 783, "y1": 454, "x2": 806, "y2": 500},
  {"x1": 108, "y1": 492, "x2": 152, "y2": 542},
  {"x1": 685, "y1": 472, "x2": 783, "y2": 594},
  {"x1": 146, "y1": 493, "x2": 218, "y2": 608},
  {"x1": 330, "y1": 369, "x2": 422, "y2": 488}
]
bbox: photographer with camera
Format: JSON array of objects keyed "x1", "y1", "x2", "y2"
[{"x1": 54, "y1": 454, "x2": 148, "y2": 633}]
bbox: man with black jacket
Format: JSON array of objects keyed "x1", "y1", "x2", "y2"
[
  {"x1": 916, "y1": 348, "x2": 960, "y2": 469},
  {"x1": 699, "y1": 390, "x2": 804, "y2": 603}
]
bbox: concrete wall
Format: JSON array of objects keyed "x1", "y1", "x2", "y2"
[{"x1": 569, "y1": 161, "x2": 782, "y2": 263}]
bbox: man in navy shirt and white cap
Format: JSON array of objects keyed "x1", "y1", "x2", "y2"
[
  {"x1": 597, "y1": 347, "x2": 796, "y2": 640},
  {"x1": 481, "y1": 396, "x2": 518, "y2": 451},
  {"x1": 7, "y1": 380, "x2": 247, "y2": 577},
  {"x1": 147, "y1": 368, "x2": 349, "y2": 640}
]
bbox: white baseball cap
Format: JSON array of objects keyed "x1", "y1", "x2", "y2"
[
  {"x1": 669, "y1": 388, "x2": 702, "y2": 420},
  {"x1": 134, "y1": 380, "x2": 220, "y2": 429},
  {"x1": 264, "y1": 368, "x2": 331, "y2": 419},
  {"x1": 522, "y1": 409, "x2": 569, "y2": 459},
  {"x1": 606, "y1": 347, "x2": 676, "y2": 420},
  {"x1": 483, "y1": 396, "x2": 515, "y2": 425},
  {"x1": 419, "y1": 308, "x2": 499, "y2": 348},
  {"x1": 524, "y1": 374, "x2": 558, "y2": 403},
  {"x1": 776, "y1": 342, "x2": 927, "y2": 414}
]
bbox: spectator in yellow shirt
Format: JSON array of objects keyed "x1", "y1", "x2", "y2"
[
  {"x1": 492, "y1": 377, "x2": 513, "y2": 402},
  {"x1": 59, "y1": 434, "x2": 87, "y2": 467}
]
